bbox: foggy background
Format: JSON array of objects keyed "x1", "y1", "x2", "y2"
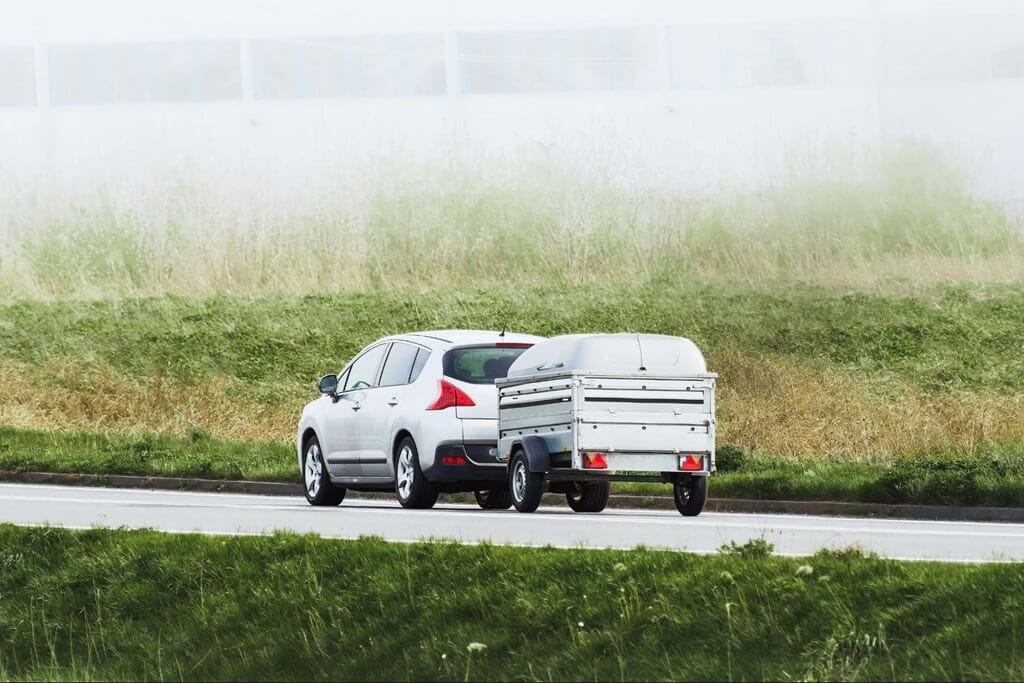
[{"x1": 1, "y1": 0, "x2": 1023, "y2": 203}]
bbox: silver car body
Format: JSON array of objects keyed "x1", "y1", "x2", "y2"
[{"x1": 296, "y1": 330, "x2": 544, "y2": 491}]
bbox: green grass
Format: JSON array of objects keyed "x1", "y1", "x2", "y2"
[
  {"x1": 0, "y1": 426, "x2": 293, "y2": 483},
  {"x1": 3, "y1": 282, "x2": 1023, "y2": 392},
  {"x1": 4, "y1": 426, "x2": 1024, "y2": 507},
  {"x1": 1, "y1": 525, "x2": 1024, "y2": 681}
]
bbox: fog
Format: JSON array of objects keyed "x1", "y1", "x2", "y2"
[{"x1": 1, "y1": 0, "x2": 1023, "y2": 204}]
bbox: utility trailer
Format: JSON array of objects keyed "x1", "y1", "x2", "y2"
[{"x1": 495, "y1": 334, "x2": 716, "y2": 515}]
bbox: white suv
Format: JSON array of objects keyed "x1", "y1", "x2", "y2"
[{"x1": 296, "y1": 330, "x2": 544, "y2": 509}]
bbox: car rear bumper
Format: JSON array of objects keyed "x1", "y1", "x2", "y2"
[{"x1": 424, "y1": 441, "x2": 507, "y2": 489}]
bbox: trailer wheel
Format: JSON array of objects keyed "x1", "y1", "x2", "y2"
[
  {"x1": 509, "y1": 450, "x2": 545, "y2": 513},
  {"x1": 674, "y1": 476, "x2": 708, "y2": 517},
  {"x1": 566, "y1": 482, "x2": 610, "y2": 513}
]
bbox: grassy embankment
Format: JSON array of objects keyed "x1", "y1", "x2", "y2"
[
  {"x1": 1, "y1": 525, "x2": 1024, "y2": 681},
  {"x1": 0, "y1": 146, "x2": 1021, "y2": 505},
  {"x1": 0, "y1": 284, "x2": 1022, "y2": 505}
]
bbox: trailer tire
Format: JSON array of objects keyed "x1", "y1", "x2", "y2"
[
  {"x1": 674, "y1": 476, "x2": 707, "y2": 517},
  {"x1": 509, "y1": 450, "x2": 545, "y2": 513},
  {"x1": 474, "y1": 489, "x2": 513, "y2": 510},
  {"x1": 566, "y1": 482, "x2": 610, "y2": 513}
]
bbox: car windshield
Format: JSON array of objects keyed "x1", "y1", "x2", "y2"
[{"x1": 442, "y1": 345, "x2": 531, "y2": 384}]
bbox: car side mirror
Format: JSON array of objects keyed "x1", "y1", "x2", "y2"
[{"x1": 317, "y1": 374, "x2": 339, "y2": 396}]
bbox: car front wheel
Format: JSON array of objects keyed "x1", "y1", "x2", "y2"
[{"x1": 303, "y1": 437, "x2": 346, "y2": 506}]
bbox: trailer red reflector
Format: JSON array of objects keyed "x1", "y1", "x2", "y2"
[
  {"x1": 583, "y1": 452, "x2": 608, "y2": 470},
  {"x1": 680, "y1": 454, "x2": 705, "y2": 472},
  {"x1": 441, "y1": 455, "x2": 466, "y2": 466}
]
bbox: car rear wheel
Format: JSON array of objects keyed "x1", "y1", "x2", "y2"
[
  {"x1": 674, "y1": 476, "x2": 708, "y2": 517},
  {"x1": 303, "y1": 437, "x2": 346, "y2": 506},
  {"x1": 395, "y1": 437, "x2": 438, "y2": 509},
  {"x1": 509, "y1": 450, "x2": 545, "y2": 513},
  {"x1": 565, "y1": 482, "x2": 610, "y2": 513},
  {"x1": 474, "y1": 489, "x2": 513, "y2": 510}
]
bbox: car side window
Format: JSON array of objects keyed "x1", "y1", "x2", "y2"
[
  {"x1": 343, "y1": 344, "x2": 387, "y2": 392},
  {"x1": 379, "y1": 342, "x2": 420, "y2": 387},
  {"x1": 409, "y1": 348, "x2": 430, "y2": 383}
]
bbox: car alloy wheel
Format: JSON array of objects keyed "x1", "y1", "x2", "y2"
[
  {"x1": 396, "y1": 444, "x2": 415, "y2": 501},
  {"x1": 302, "y1": 437, "x2": 345, "y2": 506},
  {"x1": 304, "y1": 443, "x2": 323, "y2": 498},
  {"x1": 393, "y1": 437, "x2": 438, "y2": 509}
]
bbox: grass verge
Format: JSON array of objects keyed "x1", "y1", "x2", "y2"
[
  {"x1": 1, "y1": 284, "x2": 1023, "y2": 458},
  {"x1": 1, "y1": 525, "x2": 1023, "y2": 681},
  {"x1": 4, "y1": 426, "x2": 1024, "y2": 507}
]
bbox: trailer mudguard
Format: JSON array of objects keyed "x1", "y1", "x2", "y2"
[{"x1": 517, "y1": 435, "x2": 550, "y2": 474}]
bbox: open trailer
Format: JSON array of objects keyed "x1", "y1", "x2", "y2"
[{"x1": 495, "y1": 333, "x2": 716, "y2": 516}]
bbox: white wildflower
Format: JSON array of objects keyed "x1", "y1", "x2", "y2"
[
  {"x1": 796, "y1": 564, "x2": 814, "y2": 576},
  {"x1": 467, "y1": 642, "x2": 487, "y2": 653}
]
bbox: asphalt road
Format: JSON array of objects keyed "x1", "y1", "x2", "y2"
[{"x1": 2, "y1": 483, "x2": 1024, "y2": 562}]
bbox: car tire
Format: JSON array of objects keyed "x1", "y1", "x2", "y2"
[
  {"x1": 474, "y1": 489, "x2": 513, "y2": 510},
  {"x1": 674, "y1": 476, "x2": 708, "y2": 517},
  {"x1": 509, "y1": 450, "x2": 545, "y2": 513},
  {"x1": 565, "y1": 482, "x2": 610, "y2": 513},
  {"x1": 302, "y1": 436, "x2": 346, "y2": 507},
  {"x1": 394, "y1": 436, "x2": 439, "y2": 509}
]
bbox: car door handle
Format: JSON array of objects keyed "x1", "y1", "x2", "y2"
[
  {"x1": 351, "y1": 402, "x2": 361, "y2": 411},
  {"x1": 387, "y1": 397, "x2": 399, "y2": 407}
]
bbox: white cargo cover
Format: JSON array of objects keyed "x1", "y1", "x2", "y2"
[{"x1": 507, "y1": 333, "x2": 707, "y2": 378}]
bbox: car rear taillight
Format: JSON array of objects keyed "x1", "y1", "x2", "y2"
[
  {"x1": 441, "y1": 455, "x2": 467, "y2": 466},
  {"x1": 495, "y1": 342, "x2": 533, "y2": 348},
  {"x1": 583, "y1": 452, "x2": 608, "y2": 470},
  {"x1": 679, "y1": 454, "x2": 705, "y2": 472},
  {"x1": 426, "y1": 379, "x2": 477, "y2": 410}
]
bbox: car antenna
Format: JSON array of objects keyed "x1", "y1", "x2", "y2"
[{"x1": 499, "y1": 322, "x2": 506, "y2": 338}]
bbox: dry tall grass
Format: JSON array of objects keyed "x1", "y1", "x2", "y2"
[
  {"x1": 4, "y1": 354, "x2": 1021, "y2": 458},
  {"x1": 1, "y1": 143, "x2": 1021, "y2": 300},
  {"x1": 714, "y1": 351, "x2": 1024, "y2": 459}
]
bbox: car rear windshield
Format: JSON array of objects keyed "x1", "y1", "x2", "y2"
[{"x1": 442, "y1": 345, "x2": 531, "y2": 384}]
